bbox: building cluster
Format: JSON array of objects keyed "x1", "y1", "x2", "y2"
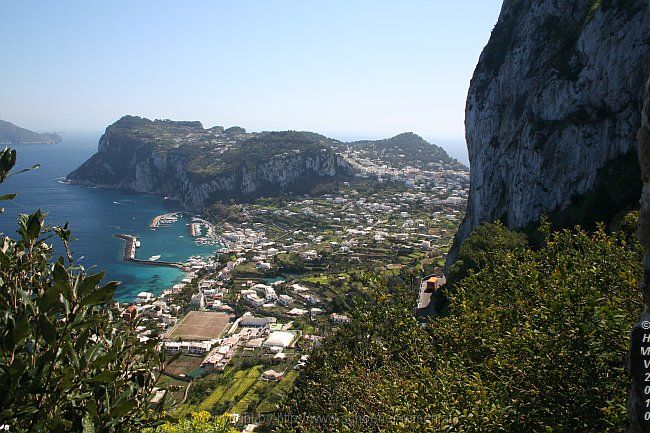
[{"x1": 118, "y1": 143, "x2": 469, "y2": 431}]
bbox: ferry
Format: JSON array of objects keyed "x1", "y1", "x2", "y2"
[{"x1": 148, "y1": 255, "x2": 161, "y2": 261}]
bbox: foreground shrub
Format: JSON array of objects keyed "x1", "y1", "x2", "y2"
[
  {"x1": 278, "y1": 224, "x2": 642, "y2": 432},
  {"x1": 0, "y1": 148, "x2": 162, "y2": 432}
]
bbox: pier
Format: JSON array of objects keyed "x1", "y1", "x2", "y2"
[
  {"x1": 150, "y1": 212, "x2": 181, "y2": 229},
  {"x1": 114, "y1": 234, "x2": 185, "y2": 269},
  {"x1": 150, "y1": 215, "x2": 163, "y2": 229},
  {"x1": 189, "y1": 222, "x2": 201, "y2": 237}
]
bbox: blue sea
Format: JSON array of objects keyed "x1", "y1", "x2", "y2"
[{"x1": 0, "y1": 133, "x2": 219, "y2": 302}]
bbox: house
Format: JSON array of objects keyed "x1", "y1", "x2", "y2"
[
  {"x1": 287, "y1": 308, "x2": 307, "y2": 316},
  {"x1": 240, "y1": 316, "x2": 275, "y2": 328},
  {"x1": 264, "y1": 289, "x2": 278, "y2": 301},
  {"x1": 244, "y1": 294, "x2": 264, "y2": 308},
  {"x1": 278, "y1": 294, "x2": 294, "y2": 306},
  {"x1": 330, "y1": 313, "x2": 351, "y2": 324},
  {"x1": 300, "y1": 250, "x2": 319, "y2": 261},
  {"x1": 424, "y1": 275, "x2": 447, "y2": 292},
  {"x1": 121, "y1": 305, "x2": 138, "y2": 321},
  {"x1": 190, "y1": 292, "x2": 206, "y2": 310},
  {"x1": 263, "y1": 331, "x2": 295, "y2": 349},
  {"x1": 261, "y1": 369, "x2": 285, "y2": 381},
  {"x1": 164, "y1": 340, "x2": 213, "y2": 355},
  {"x1": 244, "y1": 338, "x2": 265, "y2": 349},
  {"x1": 135, "y1": 292, "x2": 154, "y2": 304}
]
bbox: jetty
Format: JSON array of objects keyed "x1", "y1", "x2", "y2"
[
  {"x1": 114, "y1": 234, "x2": 185, "y2": 269},
  {"x1": 150, "y1": 212, "x2": 180, "y2": 229},
  {"x1": 189, "y1": 222, "x2": 201, "y2": 237},
  {"x1": 150, "y1": 215, "x2": 163, "y2": 229}
]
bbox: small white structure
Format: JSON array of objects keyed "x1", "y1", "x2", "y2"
[
  {"x1": 164, "y1": 340, "x2": 213, "y2": 355},
  {"x1": 240, "y1": 316, "x2": 275, "y2": 328},
  {"x1": 330, "y1": 313, "x2": 351, "y2": 324},
  {"x1": 278, "y1": 294, "x2": 294, "y2": 306},
  {"x1": 135, "y1": 292, "x2": 154, "y2": 304},
  {"x1": 263, "y1": 331, "x2": 295, "y2": 349},
  {"x1": 300, "y1": 250, "x2": 319, "y2": 261},
  {"x1": 261, "y1": 369, "x2": 285, "y2": 381},
  {"x1": 287, "y1": 308, "x2": 307, "y2": 316},
  {"x1": 190, "y1": 292, "x2": 206, "y2": 310}
]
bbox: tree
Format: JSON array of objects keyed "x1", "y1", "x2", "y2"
[
  {"x1": 278, "y1": 225, "x2": 643, "y2": 432},
  {"x1": 0, "y1": 147, "x2": 162, "y2": 432},
  {"x1": 446, "y1": 221, "x2": 527, "y2": 285}
]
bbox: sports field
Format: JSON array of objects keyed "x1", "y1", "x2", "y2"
[{"x1": 166, "y1": 311, "x2": 233, "y2": 340}]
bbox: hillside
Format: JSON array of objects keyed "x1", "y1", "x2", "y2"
[
  {"x1": 335, "y1": 132, "x2": 462, "y2": 168},
  {"x1": 67, "y1": 116, "x2": 463, "y2": 210},
  {"x1": 0, "y1": 119, "x2": 61, "y2": 144},
  {"x1": 448, "y1": 0, "x2": 649, "y2": 264}
]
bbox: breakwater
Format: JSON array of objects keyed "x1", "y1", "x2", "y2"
[{"x1": 114, "y1": 234, "x2": 185, "y2": 269}]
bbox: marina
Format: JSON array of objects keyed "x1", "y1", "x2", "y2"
[
  {"x1": 150, "y1": 212, "x2": 181, "y2": 229},
  {"x1": 114, "y1": 234, "x2": 185, "y2": 269}
]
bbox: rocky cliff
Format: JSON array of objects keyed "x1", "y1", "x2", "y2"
[
  {"x1": 449, "y1": 0, "x2": 650, "y2": 264},
  {"x1": 67, "y1": 116, "x2": 355, "y2": 210}
]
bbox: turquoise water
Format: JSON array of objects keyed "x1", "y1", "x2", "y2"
[{"x1": 0, "y1": 133, "x2": 219, "y2": 301}]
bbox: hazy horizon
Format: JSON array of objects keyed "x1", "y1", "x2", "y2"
[
  {"x1": 37, "y1": 127, "x2": 471, "y2": 165},
  {"x1": 2, "y1": 1, "x2": 503, "y2": 166}
]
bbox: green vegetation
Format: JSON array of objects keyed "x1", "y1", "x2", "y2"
[
  {"x1": 0, "y1": 147, "x2": 161, "y2": 432},
  {"x1": 446, "y1": 221, "x2": 528, "y2": 285},
  {"x1": 341, "y1": 132, "x2": 459, "y2": 167},
  {"x1": 145, "y1": 411, "x2": 235, "y2": 433},
  {"x1": 278, "y1": 224, "x2": 642, "y2": 432}
]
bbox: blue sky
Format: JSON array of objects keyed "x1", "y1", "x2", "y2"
[{"x1": 1, "y1": 1, "x2": 502, "y2": 161}]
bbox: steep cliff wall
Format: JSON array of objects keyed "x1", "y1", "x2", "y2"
[
  {"x1": 67, "y1": 117, "x2": 355, "y2": 211},
  {"x1": 449, "y1": 0, "x2": 650, "y2": 264}
]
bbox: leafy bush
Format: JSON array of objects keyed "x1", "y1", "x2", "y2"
[
  {"x1": 0, "y1": 147, "x2": 162, "y2": 432},
  {"x1": 447, "y1": 221, "x2": 528, "y2": 285},
  {"x1": 278, "y1": 225, "x2": 642, "y2": 432},
  {"x1": 145, "y1": 411, "x2": 235, "y2": 433}
]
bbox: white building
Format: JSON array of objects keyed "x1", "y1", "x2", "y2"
[
  {"x1": 278, "y1": 294, "x2": 294, "y2": 306},
  {"x1": 263, "y1": 331, "x2": 295, "y2": 349},
  {"x1": 330, "y1": 313, "x2": 351, "y2": 324},
  {"x1": 135, "y1": 292, "x2": 154, "y2": 304}
]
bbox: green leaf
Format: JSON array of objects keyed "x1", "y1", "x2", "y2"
[
  {"x1": 81, "y1": 281, "x2": 118, "y2": 307},
  {"x1": 38, "y1": 315, "x2": 57, "y2": 343},
  {"x1": 90, "y1": 371, "x2": 120, "y2": 383},
  {"x1": 0, "y1": 193, "x2": 16, "y2": 201},
  {"x1": 82, "y1": 413, "x2": 96, "y2": 433}
]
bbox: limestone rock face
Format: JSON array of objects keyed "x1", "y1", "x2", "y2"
[
  {"x1": 449, "y1": 0, "x2": 650, "y2": 264},
  {"x1": 66, "y1": 116, "x2": 355, "y2": 211}
]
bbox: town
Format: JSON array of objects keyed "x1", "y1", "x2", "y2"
[{"x1": 115, "y1": 160, "x2": 469, "y2": 432}]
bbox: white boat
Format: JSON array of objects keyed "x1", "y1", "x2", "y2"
[
  {"x1": 148, "y1": 255, "x2": 161, "y2": 261},
  {"x1": 135, "y1": 240, "x2": 141, "y2": 248}
]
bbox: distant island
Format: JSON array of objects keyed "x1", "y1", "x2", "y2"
[
  {"x1": 0, "y1": 119, "x2": 62, "y2": 144},
  {"x1": 67, "y1": 116, "x2": 465, "y2": 211}
]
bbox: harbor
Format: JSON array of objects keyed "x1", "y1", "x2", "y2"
[
  {"x1": 150, "y1": 212, "x2": 180, "y2": 229},
  {"x1": 114, "y1": 234, "x2": 186, "y2": 269}
]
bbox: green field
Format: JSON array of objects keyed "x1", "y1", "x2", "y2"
[{"x1": 198, "y1": 366, "x2": 262, "y2": 412}]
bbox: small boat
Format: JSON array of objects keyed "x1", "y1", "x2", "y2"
[
  {"x1": 148, "y1": 255, "x2": 161, "y2": 261},
  {"x1": 135, "y1": 240, "x2": 141, "y2": 248}
]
